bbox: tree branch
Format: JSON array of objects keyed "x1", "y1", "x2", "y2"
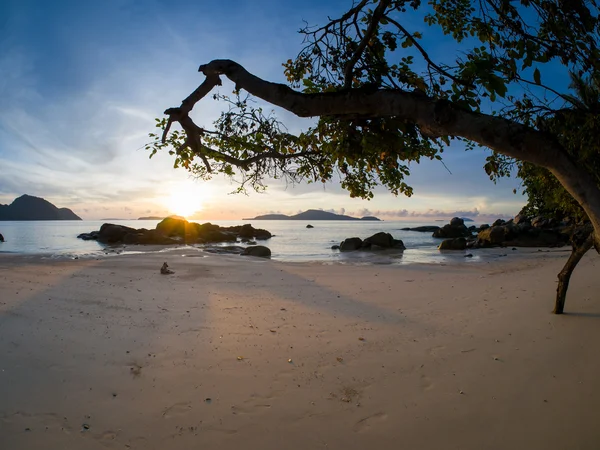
[
  {"x1": 385, "y1": 16, "x2": 474, "y2": 89},
  {"x1": 343, "y1": 0, "x2": 391, "y2": 89},
  {"x1": 165, "y1": 59, "x2": 600, "y2": 245}
]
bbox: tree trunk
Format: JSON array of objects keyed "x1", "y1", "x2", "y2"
[{"x1": 553, "y1": 230, "x2": 594, "y2": 314}]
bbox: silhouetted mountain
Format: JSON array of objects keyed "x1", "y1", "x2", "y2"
[
  {"x1": 244, "y1": 209, "x2": 380, "y2": 221},
  {"x1": 138, "y1": 216, "x2": 165, "y2": 220},
  {"x1": 0, "y1": 195, "x2": 81, "y2": 220}
]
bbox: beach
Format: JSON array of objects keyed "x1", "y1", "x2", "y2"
[{"x1": 1, "y1": 249, "x2": 599, "y2": 449}]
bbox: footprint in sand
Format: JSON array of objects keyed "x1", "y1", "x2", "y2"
[
  {"x1": 162, "y1": 402, "x2": 192, "y2": 419},
  {"x1": 419, "y1": 374, "x2": 435, "y2": 392},
  {"x1": 353, "y1": 412, "x2": 388, "y2": 433},
  {"x1": 427, "y1": 345, "x2": 446, "y2": 357}
]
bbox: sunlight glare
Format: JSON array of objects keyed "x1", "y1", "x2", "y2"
[{"x1": 164, "y1": 181, "x2": 209, "y2": 218}]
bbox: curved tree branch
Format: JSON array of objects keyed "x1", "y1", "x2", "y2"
[{"x1": 163, "y1": 59, "x2": 600, "y2": 247}]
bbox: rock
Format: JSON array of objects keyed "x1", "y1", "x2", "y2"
[
  {"x1": 242, "y1": 245, "x2": 271, "y2": 258},
  {"x1": 531, "y1": 216, "x2": 548, "y2": 228},
  {"x1": 450, "y1": 217, "x2": 464, "y2": 227},
  {"x1": 339, "y1": 237, "x2": 363, "y2": 251},
  {"x1": 79, "y1": 218, "x2": 272, "y2": 246},
  {"x1": 97, "y1": 224, "x2": 139, "y2": 244},
  {"x1": 513, "y1": 214, "x2": 529, "y2": 225},
  {"x1": 363, "y1": 232, "x2": 394, "y2": 248},
  {"x1": 77, "y1": 231, "x2": 99, "y2": 241},
  {"x1": 306, "y1": 224, "x2": 314, "y2": 229},
  {"x1": 438, "y1": 237, "x2": 467, "y2": 250},
  {"x1": 232, "y1": 224, "x2": 272, "y2": 240},
  {"x1": 156, "y1": 216, "x2": 192, "y2": 238},
  {"x1": 400, "y1": 226, "x2": 440, "y2": 232},
  {"x1": 392, "y1": 239, "x2": 406, "y2": 250},
  {"x1": 492, "y1": 219, "x2": 506, "y2": 227},
  {"x1": 331, "y1": 244, "x2": 340, "y2": 250},
  {"x1": 432, "y1": 223, "x2": 472, "y2": 238},
  {"x1": 203, "y1": 245, "x2": 246, "y2": 255},
  {"x1": 464, "y1": 253, "x2": 473, "y2": 258},
  {"x1": 479, "y1": 224, "x2": 490, "y2": 231},
  {"x1": 477, "y1": 226, "x2": 510, "y2": 246}
]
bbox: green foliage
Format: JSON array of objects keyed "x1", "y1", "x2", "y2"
[
  {"x1": 149, "y1": 0, "x2": 600, "y2": 199},
  {"x1": 491, "y1": 73, "x2": 600, "y2": 221}
]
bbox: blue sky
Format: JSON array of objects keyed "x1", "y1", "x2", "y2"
[{"x1": 0, "y1": 0, "x2": 525, "y2": 221}]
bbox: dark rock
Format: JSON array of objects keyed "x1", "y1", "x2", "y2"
[
  {"x1": 438, "y1": 237, "x2": 467, "y2": 250},
  {"x1": 432, "y1": 223, "x2": 472, "y2": 238},
  {"x1": 479, "y1": 224, "x2": 490, "y2": 231},
  {"x1": 513, "y1": 214, "x2": 529, "y2": 225},
  {"x1": 339, "y1": 237, "x2": 363, "y2": 252},
  {"x1": 242, "y1": 245, "x2": 271, "y2": 258},
  {"x1": 97, "y1": 224, "x2": 139, "y2": 244},
  {"x1": 531, "y1": 216, "x2": 549, "y2": 228},
  {"x1": 331, "y1": 244, "x2": 340, "y2": 250},
  {"x1": 363, "y1": 232, "x2": 394, "y2": 248},
  {"x1": 450, "y1": 217, "x2": 464, "y2": 227},
  {"x1": 464, "y1": 253, "x2": 473, "y2": 258},
  {"x1": 477, "y1": 226, "x2": 510, "y2": 246},
  {"x1": 78, "y1": 217, "x2": 272, "y2": 247},
  {"x1": 492, "y1": 219, "x2": 506, "y2": 227},
  {"x1": 226, "y1": 224, "x2": 272, "y2": 240},
  {"x1": 77, "y1": 231, "x2": 99, "y2": 241},
  {"x1": 400, "y1": 226, "x2": 440, "y2": 232},
  {"x1": 203, "y1": 245, "x2": 246, "y2": 255},
  {"x1": 392, "y1": 239, "x2": 407, "y2": 250},
  {"x1": 306, "y1": 224, "x2": 314, "y2": 229}
]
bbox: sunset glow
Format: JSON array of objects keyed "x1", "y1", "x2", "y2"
[{"x1": 163, "y1": 181, "x2": 210, "y2": 218}]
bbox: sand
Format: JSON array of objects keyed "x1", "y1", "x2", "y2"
[{"x1": 0, "y1": 248, "x2": 599, "y2": 449}]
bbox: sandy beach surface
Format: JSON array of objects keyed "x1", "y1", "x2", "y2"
[{"x1": 1, "y1": 248, "x2": 599, "y2": 449}]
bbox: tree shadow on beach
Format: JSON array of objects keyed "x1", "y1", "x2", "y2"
[{"x1": 561, "y1": 311, "x2": 600, "y2": 319}]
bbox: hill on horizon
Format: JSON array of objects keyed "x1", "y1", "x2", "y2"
[
  {"x1": 0, "y1": 194, "x2": 81, "y2": 220},
  {"x1": 244, "y1": 209, "x2": 381, "y2": 221}
]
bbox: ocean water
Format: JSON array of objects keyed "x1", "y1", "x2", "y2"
[{"x1": 0, "y1": 219, "x2": 506, "y2": 265}]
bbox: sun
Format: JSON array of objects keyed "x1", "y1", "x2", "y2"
[{"x1": 164, "y1": 181, "x2": 209, "y2": 218}]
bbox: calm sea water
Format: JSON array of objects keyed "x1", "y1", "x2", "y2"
[{"x1": 0, "y1": 219, "x2": 502, "y2": 265}]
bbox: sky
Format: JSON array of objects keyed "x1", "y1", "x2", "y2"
[{"x1": 0, "y1": 0, "x2": 526, "y2": 222}]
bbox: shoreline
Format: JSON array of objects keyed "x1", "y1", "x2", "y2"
[{"x1": 1, "y1": 250, "x2": 598, "y2": 449}]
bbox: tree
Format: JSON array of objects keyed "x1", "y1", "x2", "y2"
[
  {"x1": 149, "y1": 0, "x2": 600, "y2": 313},
  {"x1": 501, "y1": 72, "x2": 600, "y2": 313}
]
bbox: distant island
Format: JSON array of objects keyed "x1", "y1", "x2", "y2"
[
  {"x1": 0, "y1": 194, "x2": 81, "y2": 221},
  {"x1": 138, "y1": 216, "x2": 165, "y2": 220},
  {"x1": 244, "y1": 209, "x2": 381, "y2": 221}
]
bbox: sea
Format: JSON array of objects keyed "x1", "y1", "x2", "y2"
[{"x1": 0, "y1": 219, "x2": 522, "y2": 265}]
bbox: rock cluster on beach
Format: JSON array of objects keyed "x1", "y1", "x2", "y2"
[
  {"x1": 77, "y1": 217, "x2": 273, "y2": 257},
  {"x1": 334, "y1": 232, "x2": 406, "y2": 252},
  {"x1": 434, "y1": 215, "x2": 573, "y2": 250}
]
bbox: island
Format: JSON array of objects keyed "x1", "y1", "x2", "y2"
[
  {"x1": 0, "y1": 194, "x2": 81, "y2": 220},
  {"x1": 138, "y1": 216, "x2": 166, "y2": 220},
  {"x1": 244, "y1": 209, "x2": 381, "y2": 221}
]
